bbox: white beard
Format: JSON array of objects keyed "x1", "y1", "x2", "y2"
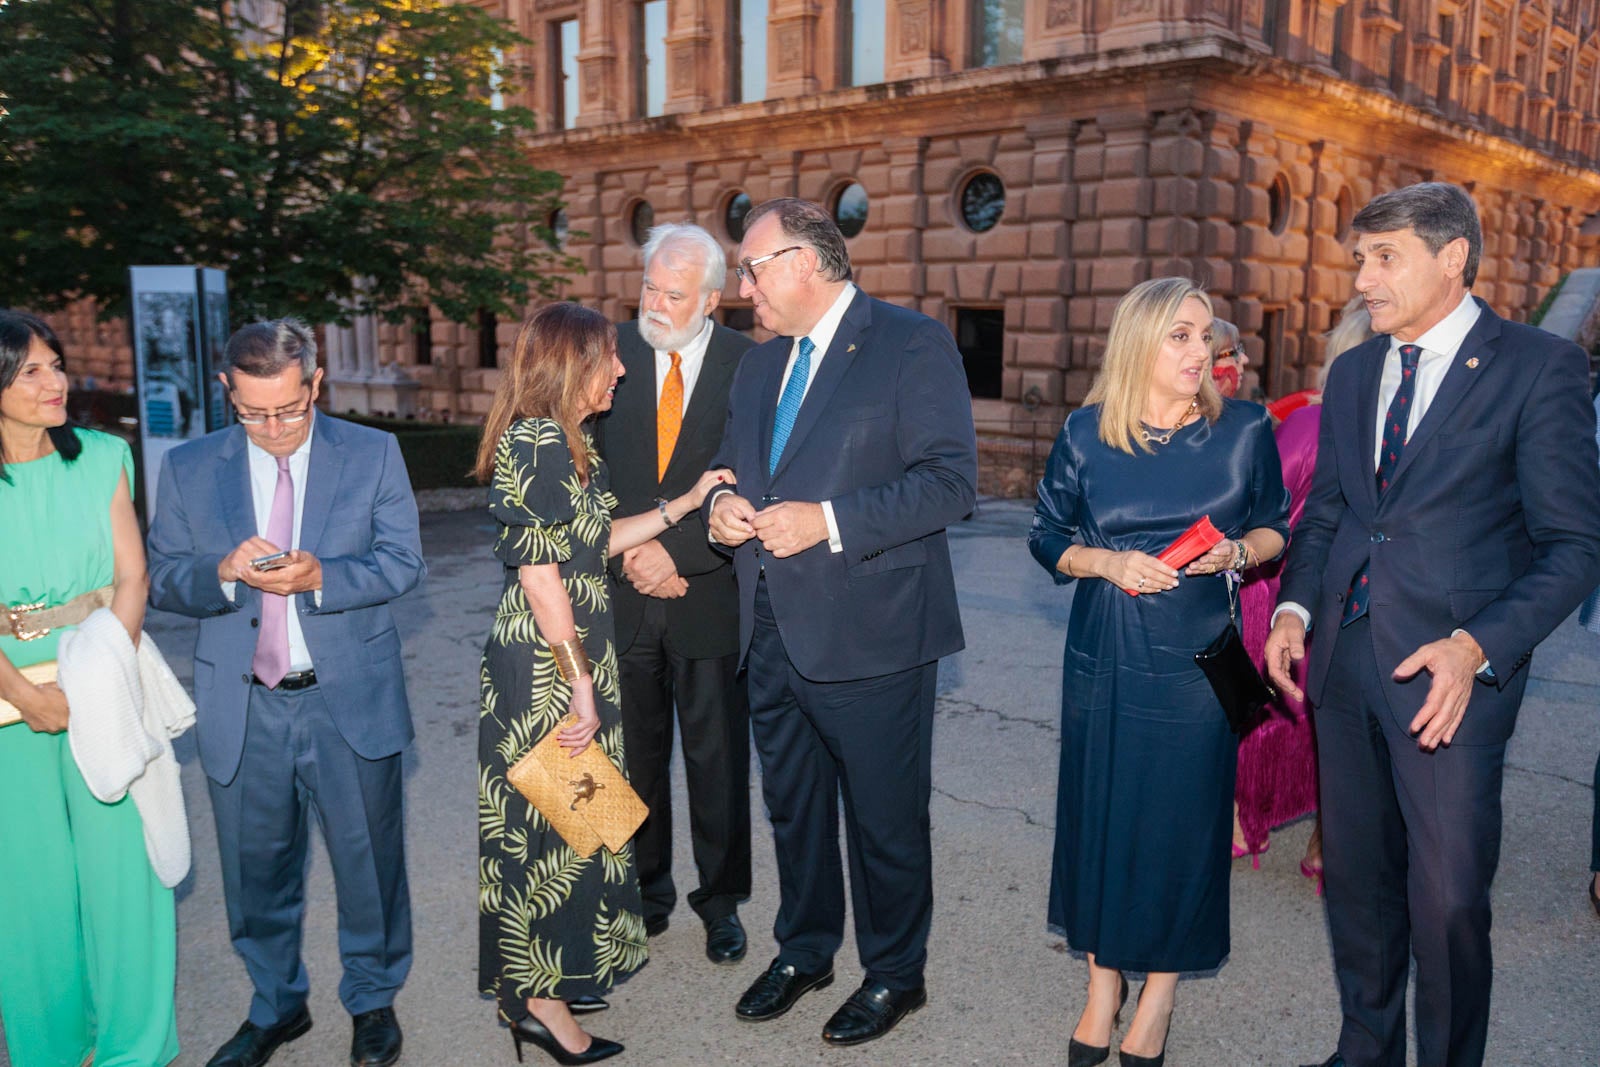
[{"x1": 639, "y1": 312, "x2": 702, "y2": 353}]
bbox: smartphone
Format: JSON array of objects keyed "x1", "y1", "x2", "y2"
[{"x1": 251, "y1": 550, "x2": 292, "y2": 571}]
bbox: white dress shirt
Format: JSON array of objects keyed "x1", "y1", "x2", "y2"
[
  {"x1": 221, "y1": 418, "x2": 317, "y2": 671},
  {"x1": 652, "y1": 316, "x2": 713, "y2": 408},
  {"x1": 1276, "y1": 292, "x2": 1485, "y2": 642},
  {"x1": 777, "y1": 283, "x2": 857, "y2": 553}
]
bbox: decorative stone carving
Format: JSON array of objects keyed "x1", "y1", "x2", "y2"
[
  {"x1": 901, "y1": 2, "x2": 930, "y2": 51},
  {"x1": 777, "y1": 24, "x2": 802, "y2": 72},
  {"x1": 1047, "y1": 0, "x2": 1080, "y2": 27}
]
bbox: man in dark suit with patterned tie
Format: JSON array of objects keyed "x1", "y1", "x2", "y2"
[
  {"x1": 705, "y1": 198, "x2": 977, "y2": 1046},
  {"x1": 1266, "y1": 183, "x2": 1600, "y2": 1067},
  {"x1": 592, "y1": 222, "x2": 755, "y2": 966}
]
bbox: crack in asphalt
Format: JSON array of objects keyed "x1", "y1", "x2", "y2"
[
  {"x1": 935, "y1": 696, "x2": 1058, "y2": 736},
  {"x1": 932, "y1": 784, "x2": 1052, "y2": 829}
]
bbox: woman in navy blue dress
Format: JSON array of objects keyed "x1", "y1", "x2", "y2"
[{"x1": 1029, "y1": 278, "x2": 1290, "y2": 1066}]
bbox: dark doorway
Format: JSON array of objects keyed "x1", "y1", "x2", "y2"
[{"x1": 954, "y1": 308, "x2": 1005, "y2": 399}]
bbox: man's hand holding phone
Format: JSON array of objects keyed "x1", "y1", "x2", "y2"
[{"x1": 219, "y1": 538, "x2": 323, "y2": 595}]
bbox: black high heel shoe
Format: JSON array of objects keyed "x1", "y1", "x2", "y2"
[
  {"x1": 507, "y1": 1014, "x2": 623, "y2": 1065},
  {"x1": 1117, "y1": 985, "x2": 1173, "y2": 1067},
  {"x1": 1067, "y1": 975, "x2": 1130, "y2": 1067}
]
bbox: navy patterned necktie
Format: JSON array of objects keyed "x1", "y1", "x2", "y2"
[
  {"x1": 768, "y1": 336, "x2": 814, "y2": 476},
  {"x1": 1343, "y1": 343, "x2": 1423, "y2": 626}
]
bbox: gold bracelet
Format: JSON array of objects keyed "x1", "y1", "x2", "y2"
[
  {"x1": 549, "y1": 637, "x2": 592, "y2": 683},
  {"x1": 1061, "y1": 544, "x2": 1081, "y2": 578}
]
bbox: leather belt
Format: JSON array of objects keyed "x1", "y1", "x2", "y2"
[
  {"x1": 252, "y1": 669, "x2": 319, "y2": 691},
  {"x1": 2, "y1": 586, "x2": 115, "y2": 642}
]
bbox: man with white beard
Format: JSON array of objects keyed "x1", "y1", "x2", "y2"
[{"x1": 592, "y1": 222, "x2": 756, "y2": 966}]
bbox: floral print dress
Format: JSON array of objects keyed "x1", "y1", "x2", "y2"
[{"x1": 478, "y1": 418, "x2": 647, "y2": 1017}]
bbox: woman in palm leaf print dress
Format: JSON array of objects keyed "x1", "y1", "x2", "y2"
[{"x1": 474, "y1": 303, "x2": 729, "y2": 1064}]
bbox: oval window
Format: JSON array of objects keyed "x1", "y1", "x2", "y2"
[
  {"x1": 832, "y1": 182, "x2": 869, "y2": 238},
  {"x1": 960, "y1": 172, "x2": 1005, "y2": 233},
  {"x1": 629, "y1": 199, "x2": 655, "y2": 247},
  {"x1": 724, "y1": 192, "x2": 753, "y2": 242}
]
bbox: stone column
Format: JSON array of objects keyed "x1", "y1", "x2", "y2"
[
  {"x1": 664, "y1": 0, "x2": 716, "y2": 113},
  {"x1": 885, "y1": 0, "x2": 947, "y2": 80},
  {"x1": 766, "y1": 0, "x2": 821, "y2": 98},
  {"x1": 576, "y1": 0, "x2": 622, "y2": 125}
]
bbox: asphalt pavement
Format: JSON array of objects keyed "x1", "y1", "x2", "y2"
[{"x1": 3, "y1": 499, "x2": 1596, "y2": 1066}]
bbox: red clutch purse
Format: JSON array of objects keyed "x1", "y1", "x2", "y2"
[{"x1": 1124, "y1": 516, "x2": 1226, "y2": 595}]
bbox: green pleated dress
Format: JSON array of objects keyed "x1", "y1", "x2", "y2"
[{"x1": 0, "y1": 428, "x2": 179, "y2": 1067}]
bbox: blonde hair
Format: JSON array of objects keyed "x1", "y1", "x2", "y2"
[
  {"x1": 1085, "y1": 277, "x2": 1222, "y2": 454},
  {"x1": 473, "y1": 303, "x2": 616, "y2": 484},
  {"x1": 1319, "y1": 295, "x2": 1374, "y2": 389}
]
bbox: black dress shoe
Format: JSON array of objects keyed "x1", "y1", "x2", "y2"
[
  {"x1": 705, "y1": 913, "x2": 747, "y2": 964},
  {"x1": 1299, "y1": 1055, "x2": 1345, "y2": 1067},
  {"x1": 644, "y1": 914, "x2": 669, "y2": 937},
  {"x1": 507, "y1": 1015, "x2": 622, "y2": 1065},
  {"x1": 1589, "y1": 874, "x2": 1599, "y2": 918},
  {"x1": 821, "y1": 979, "x2": 927, "y2": 1046},
  {"x1": 205, "y1": 1007, "x2": 313, "y2": 1067},
  {"x1": 350, "y1": 1006, "x2": 402, "y2": 1067},
  {"x1": 567, "y1": 995, "x2": 609, "y2": 1014},
  {"x1": 735, "y1": 958, "x2": 834, "y2": 1021}
]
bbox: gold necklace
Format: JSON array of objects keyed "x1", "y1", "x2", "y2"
[{"x1": 1139, "y1": 398, "x2": 1198, "y2": 446}]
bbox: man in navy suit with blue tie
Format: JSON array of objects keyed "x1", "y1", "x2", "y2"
[
  {"x1": 705, "y1": 197, "x2": 977, "y2": 1046},
  {"x1": 148, "y1": 320, "x2": 425, "y2": 1067},
  {"x1": 1266, "y1": 183, "x2": 1600, "y2": 1067}
]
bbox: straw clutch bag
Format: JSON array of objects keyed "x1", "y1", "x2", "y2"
[
  {"x1": 0, "y1": 661, "x2": 57, "y2": 727},
  {"x1": 506, "y1": 719, "x2": 648, "y2": 858}
]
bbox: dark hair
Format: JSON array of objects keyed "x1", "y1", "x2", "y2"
[
  {"x1": 743, "y1": 197, "x2": 853, "y2": 282},
  {"x1": 225, "y1": 318, "x2": 319, "y2": 384},
  {"x1": 0, "y1": 309, "x2": 82, "y2": 483},
  {"x1": 473, "y1": 302, "x2": 616, "y2": 484},
  {"x1": 1351, "y1": 182, "x2": 1482, "y2": 288}
]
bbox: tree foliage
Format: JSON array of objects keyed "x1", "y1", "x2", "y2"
[{"x1": 0, "y1": 0, "x2": 578, "y2": 325}]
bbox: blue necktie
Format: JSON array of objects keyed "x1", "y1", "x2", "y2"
[
  {"x1": 1342, "y1": 343, "x2": 1422, "y2": 626},
  {"x1": 768, "y1": 336, "x2": 814, "y2": 476}
]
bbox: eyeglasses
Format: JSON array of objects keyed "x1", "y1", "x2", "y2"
[
  {"x1": 232, "y1": 394, "x2": 314, "y2": 426},
  {"x1": 735, "y1": 246, "x2": 802, "y2": 284},
  {"x1": 1213, "y1": 349, "x2": 1239, "y2": 362}
]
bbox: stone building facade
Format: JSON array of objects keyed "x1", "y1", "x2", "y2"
[{"x1": 49, "y1": 0, "x2": 1600, "y2": 460}]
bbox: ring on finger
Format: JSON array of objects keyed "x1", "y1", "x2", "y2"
[{"x1": 1137, "y1": 577, "x2": 1148, "y2": 589}]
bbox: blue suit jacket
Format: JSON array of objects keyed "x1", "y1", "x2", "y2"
[
  {"x1": 705, "y1": 289, "x2": 978, "y2": 682},
  {"x1": 147, "y1": 414, "x2": 426, "y2": 784},
  {"x1": 1278, "y1": 299, "x2": 1600, "y2": 743}
]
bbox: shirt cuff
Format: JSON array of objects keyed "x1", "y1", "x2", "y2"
[
  {"x1": 1451, "y1": 628, "x2": 1494, "y2": 679},
  {"x1": 821, "y1": 501, "x2": 842, "y2": 554},
  {"x1": 1273, "y1": 602, "x2": 1312, "y2": 632},
  {"x1": 705, "y1": 486, "x2": 736, "y2": 544}
]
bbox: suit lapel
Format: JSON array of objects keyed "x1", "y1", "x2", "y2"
[
  {"x1": 299, "y1": 415, "x2": 344, "y2": 552},
  {"x1": 217, "y1": 427, "x2": 258, "y2": 548},
  {"x1": 611, "y1": 325, "x2": 659, "y2": 482},
  {"x1": 1385, "y1": 301, "x2": 1501, "y2": 494},
  {"x1": 757, "y1": 351, "x2": 783, "y2": 485},
  {"x1": 771, "y1": 291, "x2": 870, "y2": 482}
]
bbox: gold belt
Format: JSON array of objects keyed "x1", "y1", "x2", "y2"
[{"x1": 2, "y1": 586, "x2": 115, "y2": 642}]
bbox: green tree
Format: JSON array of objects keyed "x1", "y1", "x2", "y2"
[{"x1": 0, "y1": 0, "x2": 577, "y2": 326}]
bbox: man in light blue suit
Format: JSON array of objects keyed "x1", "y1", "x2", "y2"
[{"x1": 148, "y1": 320, "x2": 425, "y2": 1067}]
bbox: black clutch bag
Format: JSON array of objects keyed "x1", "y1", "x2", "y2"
[
  {"x1": 1195, "y1": 622, "x2": 1277, "y2": 735},
  {"x1": 1194, "y1": 573, "x2": 1278, "y2": 736}
]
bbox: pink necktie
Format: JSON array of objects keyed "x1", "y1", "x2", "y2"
[{"x1": 252, "y1": 456, "x2": 294, "y2": 686}]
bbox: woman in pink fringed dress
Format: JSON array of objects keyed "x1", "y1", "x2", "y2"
[{"x1": 1235, "y1": 405, "x2": 1322, "y2": 880}]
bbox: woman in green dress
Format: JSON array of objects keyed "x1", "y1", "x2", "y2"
[
  {"x1": 0, "y1": 310, "x2": 179, "y2": 1066},
  {"x1": 474, "y1": 303, "x2": 727, "y2": 1065}
]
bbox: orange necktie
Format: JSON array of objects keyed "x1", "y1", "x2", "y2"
[{"x1": 657, "y1": 350, "x2": 683, "y2": 481}]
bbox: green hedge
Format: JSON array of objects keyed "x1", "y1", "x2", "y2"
[{"x1": 340, "y1": 413, "x2": 483, "y2": 491}]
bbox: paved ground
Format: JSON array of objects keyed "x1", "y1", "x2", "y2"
[{"x1": 4, "y1": 499, "x2": 1597, "y2": 1066}]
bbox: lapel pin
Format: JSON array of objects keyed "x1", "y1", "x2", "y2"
[
  {"x1": 847, "y1": 344, "x2": 856, "y2": 352},
  {"x1": 1465, "y1": 357, "x2": 1479, "y2": 369}
]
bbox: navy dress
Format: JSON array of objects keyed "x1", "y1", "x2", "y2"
[{"x1": 1029, "y1": 399, "x2": 1289, "y2": 972}]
